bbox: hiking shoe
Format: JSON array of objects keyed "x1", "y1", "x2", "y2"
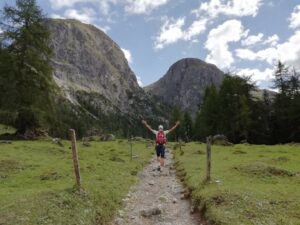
[{"x1": 157, "y1": 166, "x2": 161, "y2": 171}]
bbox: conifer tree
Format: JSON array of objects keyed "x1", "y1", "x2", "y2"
[
  {"x1": 169, "y1": 106, "x2": 183, "y2": 141},
  {"x1": 182, "y1": 112, "x2": 193, "y2": 142},
  {"x1": 194, "y1": 85, "x2": 219, "y2": 140},
  {"x1": 1, "y1": 0, "x2": 55, "y2": 132},
  {"x1": 272, "y1": 61, "x2": 300, "y2": 143},
  {"x1": 217, "y1": 75, "x2": 254, "y2": 143}
]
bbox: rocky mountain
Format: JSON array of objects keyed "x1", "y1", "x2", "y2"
[
  {"x1": 45, "y1": 19, "x2": 169, "y2": 136},
  {"x1": 145, "y1": 58, "x2": 224, "y2": 116}
]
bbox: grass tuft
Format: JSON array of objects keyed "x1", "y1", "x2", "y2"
[{"x1": 234, "y1": 163, "x2": 295, "y2": 177}]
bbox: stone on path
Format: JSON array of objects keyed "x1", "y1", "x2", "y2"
[
  {"x1": 140, "y1": 207, "x2": 162, "y2": 217},
  {"x1": 148, "y1": 180, "x2": 155, "y2": 185}
]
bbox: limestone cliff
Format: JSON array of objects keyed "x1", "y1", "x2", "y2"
[{"x1": 45, "y1": 19, "x2": 168, "y2": 135}]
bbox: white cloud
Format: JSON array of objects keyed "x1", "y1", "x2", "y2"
[
  {"x1": 49, "y1": 0, "x2": 168, "y2": 15},
  {"x1": 205, "y1": 19, "x2": 247, "y2": 68},
  {"x1": 120, "y1": 47, "x2": 142, "y2": 86},
  {"x1": 0, "y1": 28, "x2": 3, "y2": 34},
  {"x1": 241, "y1": 33, "x2": 263, "y2": 46},
  {"x1": 135, "y1": 75, "x2": 143, "y2": 86},
  {"x1": 235, "y1": 47, "x2": 278, "y2": 64},
  {"x1": 50, "y1": 12, "x2": 110, "y2": 32},
  {"x1": 154, "y1": 17, "x2": 185, "y2": 49},
  {"x1": 193, "y1": 0, "x2": 263, "y2": 18},
  {"x1": 235, "y1": 31, "x2": 300, "y2": 70},
  {"x1": 236, "y1": 67, "x2": 273, "y2": 85},
  {"x1": 289, "y1": 5, "x2": 300, "y2": 29},
  {"x1": 166, "y1": 0, "x2": 263, "y2": 53},
  {"x1": 49, "y1": 0, "x2": 82, "y2": 9},
  {"x1": 125, "y1": 0, "x2": 169, "y2": 14},
  {"x1": 154, "y1": 17, "x2": 207, "y2": 49},
  {"x1": 184, "y1": 18, "x2": 208, "y2": 41},
  {"x1": 49, "y1": 0, "x2": 119, "y2": 15},
  {"x1": 95, "y1": 25, "x2": 111, "y2": 33},
  {"x1": 50, "y1": 14, "x2": 65, "y2": 19},
  {"x1": 99, "y1": 0, "x2": 118, "y2": 15},
  {"x1": 277, "y1": 31, "x2": 300, "y2": 68},
  {"x1": 240, "y1": 33, "x2": 279, "y2": 48},
  {"x1": 263, "y1": 34, "x2": 279, "y2": 46},
  {"x1": 64, "y1": 8, "x2": 96, "y2": 24},
  {"x1": 121, "y1": 48, "x2": 133, "y2": 64}
]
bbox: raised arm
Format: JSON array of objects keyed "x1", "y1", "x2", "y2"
[
  {"x1": 168, "y1": 121, "x2": 180, "y2": 133},
  {"x1": 142, "y1": 120, "x2": 154, "y2": 132}
]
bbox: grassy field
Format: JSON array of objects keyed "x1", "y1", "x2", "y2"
[
  {"x1": 0, "y1": 124, "x2": 16, "y2": 135},
  {"x1": 0, "y1": 138, "x2": 153, "y2": 225},
  {"x1": 174, "y1": 143, "x2": 300, "y2": 225}
]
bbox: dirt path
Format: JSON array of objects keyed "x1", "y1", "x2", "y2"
[{"x1": 112, "y1": 148, "x2": 202, "y2": 225}]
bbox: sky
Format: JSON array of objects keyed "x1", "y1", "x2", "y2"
[{"x1": 1, "y1": 0, "x2": 300, "y2": 89}]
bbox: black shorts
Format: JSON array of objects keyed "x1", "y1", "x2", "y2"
[{"x1": 156, "y1": 144, "x2": 165, "y2": 158}]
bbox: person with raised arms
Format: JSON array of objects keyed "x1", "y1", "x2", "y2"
[{"x1": 142, "y1": 120, "x2": 180, "y2": 172}]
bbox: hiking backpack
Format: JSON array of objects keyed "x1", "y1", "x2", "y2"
[{"x1": 156, "y1": 130, "x2": 166, "y2": 145}]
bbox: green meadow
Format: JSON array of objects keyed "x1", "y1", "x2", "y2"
[
  {"x1": 0, "y1": 139, "x2": 153, "y2": 225},
  {"x1": 0, "y1": 124, "x2": 16, "y2": 135},
  {"x1": 174, "y1": 143, "x2": 300, "y2": 225}
]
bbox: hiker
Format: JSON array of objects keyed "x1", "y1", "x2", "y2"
[{"x1": 141, "y1": 120, "x2": 180, "y2": 171}]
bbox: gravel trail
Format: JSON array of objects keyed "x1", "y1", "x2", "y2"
[{"x1": 112, "y1": 149, "x2": 202, "y2": 225}]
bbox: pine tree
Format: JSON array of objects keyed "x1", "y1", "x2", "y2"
[
  {"x1": 272, "y1": 62, "x2": 300, "y2": 143},
  {"x1": 218, "y1": 75, "x2": 254, "y2": 143},
  {"x1": 1, "y1": 0, "x2": 56, "y2": 133},
  {"x1": 168, "y1": 106, "x2": 183, "y2": 141},
  {"x1": 274, "y1": 61, "x2": 289, "y2": 94},
  {"x1": 238, "y1": 95, "x2": 251, "y2": 141},
  {"x1": 194, "y1": 85, "x2": 220, "y2": 140},
  {"x1": 182, "y1": 112, "x2": 193, "y2": 142},
  {"x1": 288, "y1": 69, "x2": 300, "y2": 97},
  {"x1": 248, "y1": 90, "x2": 272, "y2": 144},
  {"x1": 0, "y1": 46, "x2": 18, "y2": 125}
]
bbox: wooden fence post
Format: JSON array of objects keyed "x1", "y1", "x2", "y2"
[
  {"x1": 130, "y1": 136, "x2": 133, "y2": 161},
  {"x1": 69, "y1": 129, "x2": 81, "y2": 189},
  {"x1": 179, "y1": 138, "x2": 182, "y2": 152},
  {"x1": 206, "y1": 136, "x2": 212, "y2": 181}
]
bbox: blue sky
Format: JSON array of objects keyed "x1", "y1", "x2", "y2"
[{"x1": 1, "y1": 0, "x2": 300, "y2": 89}]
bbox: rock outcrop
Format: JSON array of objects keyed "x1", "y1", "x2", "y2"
[
  {"x1": 47, "y1": 19, "x2": 141, "y2": 113},
  {"x1": 145, "y1": 58, "x2": 224, "y2": 115},
  {"x1": 45, "y1": 19, "x2": 169, "y2": 135}
]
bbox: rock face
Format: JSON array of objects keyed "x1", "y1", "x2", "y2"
[
  {"x1": 46, "y1": 19, "x2": 141, "y2": 113},
  {"x1": 145, "y1": 58, "x2": 224, "y2": 115},
  {"x1": 45, "y1": 19, "x2": 168, "y2": 134}
]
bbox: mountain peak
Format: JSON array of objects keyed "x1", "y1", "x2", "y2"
[{"x1": 145, "y1": 58, "x2": 224, "y2": 115}]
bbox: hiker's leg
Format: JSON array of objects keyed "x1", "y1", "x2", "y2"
[
  {"x1": 160, "y1": 145, "x2": 165, "y2": 167},
  {"x1": 160, "y1": 158, "x2": 164, "y2": 167},
  {"x1": 155, "y1": 145, "x2": 160, "y2": 162}
]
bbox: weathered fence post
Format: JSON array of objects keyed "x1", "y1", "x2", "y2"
[
  {"x1": 206, "y1": 135, "x2": 212, "y2": 181},
  {"x1": 69, "y1": 129, "x2": 81, "y2": 189},
  {"x1": 130, "y1": 136, "x2": 133, "y2": 161},
  {"x1": 179, "y1": 138, "x2": 182, "y2": 152}
]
